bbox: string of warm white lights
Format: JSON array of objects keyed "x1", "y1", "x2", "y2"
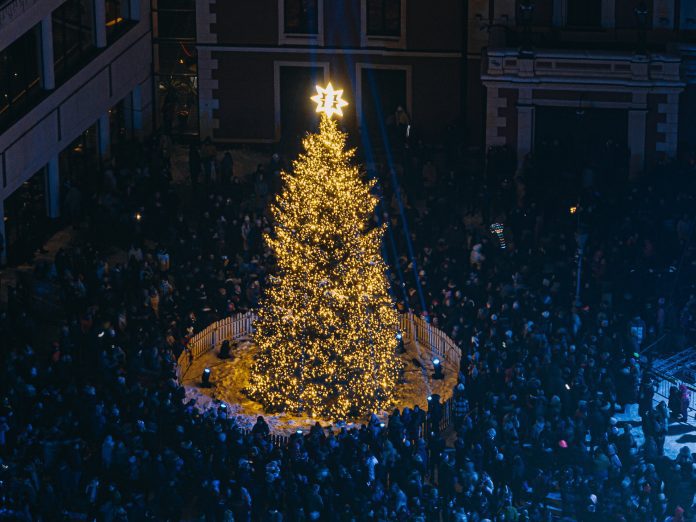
[{"x1": 248, "y1": 88, "x2": 402, "y2": 418}]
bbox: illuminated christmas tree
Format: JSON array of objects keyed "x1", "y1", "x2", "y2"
[{"x1": 249, "y1": 84, "x2": 402, "y2": 418}]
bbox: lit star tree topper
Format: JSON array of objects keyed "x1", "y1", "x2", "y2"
[
  {"x1": 311, "y1": 82, "x2": 349, "y2": 118},
  {"x1": 249, "y1": 86, "x2": 402, "y2": 419}
]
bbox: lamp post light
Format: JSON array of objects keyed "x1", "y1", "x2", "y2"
[
  {"x1": 433, "y1": 358, "x2": 444, "y2": 380},
  {"x1": 575, "y1": 226, "x2": 589, "y2": 307},
  {"x1": 519, "y1": 0, "x2": 536, "y2": 56},
  {"x1": 635, "y1": 1, "x2": 649, "y2": 55}
]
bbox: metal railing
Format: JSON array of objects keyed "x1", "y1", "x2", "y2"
[
  {"x1": 399, "y1": 312, "x2": 462, "y2": 373},
  {"x1": 650, "y1": 368, "x2": 696, "y2": 414},
  {"x1": 177, "y1": 310, "x2": 464, "y2": 440}
]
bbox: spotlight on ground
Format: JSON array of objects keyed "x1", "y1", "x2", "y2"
[
  {"x1": 201, "y1": 368, "x2": 211, "y2": 387},
  {"x1": 396, "y1": 331, "x2": 406, "y2": 353},
  {"x1": 433, "y1": 358, "x2": 444, "y2": 380}
]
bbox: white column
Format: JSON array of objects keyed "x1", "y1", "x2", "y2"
[
  {"x1": 139, "y1": 77, "x2": 153, "y2": 136},
  {"x1": 485, "y1": 86, "x2": 507, "y2": 150},
  {"x1": 657, "y1": 93, "x2": 680, "y2": 158},
  {"x1": 0, "y1": 198, "x2": 6, "y2": 266},
  {"x1": 122, "y1": 93, "x2": 134, "y2": 136},
  {"x1": 129, "y1": 0, "x2": 140, "y2": 20},
  {"x1": 45, "y1": 157, "x2": 60, "y2": 219},
  {"x1": 132, "y1": 85, "x2": 143, "y2": 134},
  {"x1": 653, "y1": 0, "x2": 675, "y2": 29},
  {"x1": 98, "y1": 113, "x2": 111, "y2": 159},
  {"x1": 628, "y1": 109, "x2": 647, "y2": 179},
  {"x1": 552, "y1": 0, "x2": 566, "y2": 27},
  {"x1": 517, "y1": 104, "x2": 535, "y2": 169},
  {"x1": 40, "y1": 16, "x2": 55, "y2": 90},
  {"x1": 493, "y1": 0, "x2": 516, "y2": 23},
  {"x1": 197, "y1": 48, "x2": 219, "y2": 140},
  {"x1": 94, "y1": 0, "x2": 107, "y2": 48},
  {"x1": 601, "y1": 0, "x2": 616, "y2": 29}
]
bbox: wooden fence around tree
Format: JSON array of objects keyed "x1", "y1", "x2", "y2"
[
  {"x1": 176, "y1": 310, "x2": 462, "y2": 438},
  {"x1": 176, "y1": 311, "x2": 257, "y2": 381},
  {"x1": 176, "y1": 311, "x2": 696, "y2": 440}
]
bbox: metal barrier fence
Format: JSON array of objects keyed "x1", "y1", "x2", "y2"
[
  {"x1": 650, "y1": 369, "x2": 696, "y2": 414},
  {"x1": 177, "y1": 310, "x2": 464, "y2": 439}
]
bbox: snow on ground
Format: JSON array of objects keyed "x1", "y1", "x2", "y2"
[
  {"x1": 181, "y1": 339, "x2": 696, "y2": 459},
  {"x1": 182, "y1": 338, "x2": 457, "y2": 436},
  {"x1": 613, "y1": 402, "x2": 696, "y2": 460}
]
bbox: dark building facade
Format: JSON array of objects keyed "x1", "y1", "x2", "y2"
[
  {"x1": 466, "y1": 0, "x2": 696, "y2": 176},
  {"x1": 0, "y1": 0, "x2": 153, "y2": 263},
  {"x1": 193, "y1": 0, "x2": 464, "y2": 146}
]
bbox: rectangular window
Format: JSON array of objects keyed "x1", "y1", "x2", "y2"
[
  {"x1": 157, "y1": 10, "x2": 196, "y2": 39},
  {"x1": 682, "y1": 2, "x2": 696, "y2": 30},
  {"x1": 53, "y1": 0, "x2": 95, "y2": 85},
  {"x1": 105, "y1": 0, "x2": 131, "y2": 43},
  {"x1": 567, "y1": 0, "x2": 601, "y2": 28},
  {"x1": 366, "y1": 0, "x2": 401, "y2": 37},
  {"x1": 155, "y1": 0, "x2": 196, "y2": 41},
  {"x1": 0, "y1": 26, "x2": 41, "y2": 130},
  {"x1": 153, "y1": 0, "x2": 198, "y2": 135},
  {"x1": 284, "y1": 0, "x2": 318, "y2": 34}
]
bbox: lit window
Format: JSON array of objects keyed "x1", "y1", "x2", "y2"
[
  {"x1": 53, "y1": 0, "x2": 95, "y2": 84},
  {"x1": 105, "y1": 0, "x2": 131, "y2": 42},
  {"x1": 0, "y1": 26, "x2": 41, "y2": 126}
]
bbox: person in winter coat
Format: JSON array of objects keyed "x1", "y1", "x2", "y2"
[
  {"x1": 470, "y1": 244, "x2": 485, "y2": 270},
  {"x1": 678, "y1": 384, "x2": 691, "y2": 422},
  {"x1": 669, "y1": 386, "x2": 681, "y2": 419},
  {"x1": 251, "y1": 416, "x2": 270, "y2": 438},
  {"x1": 452, "y1": 383, "x2": 469, "y2": 430}
]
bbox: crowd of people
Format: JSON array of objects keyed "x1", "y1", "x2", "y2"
[{"x1": 0, "y1": 125, "x2": 695, "y2": 522}]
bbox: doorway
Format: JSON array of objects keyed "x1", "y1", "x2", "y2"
[
  {"x1": 359, "y1": 67, "x2": 408, "y2": 145},
  {"x1": 534, "y1": 106, "x2": 628, "y2": 202},
  {"x1": 567, "y1": 0, "x2": 602, "y2": 28},
  {"x1": 279, "y1": 65, "x2": 325, "y2": 153}
]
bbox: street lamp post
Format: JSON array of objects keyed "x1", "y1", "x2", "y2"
[
  {"x1": 634, "y1": 1, "x2": 649, "y2": 55},
  {"x1": 575, "y1": 226, "x2": 588, "y2": 307},
  {"x1": 519, "y1": 0, "x2": 536, "y2": 57}
]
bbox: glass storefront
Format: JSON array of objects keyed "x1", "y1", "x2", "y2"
[
  {"x1": 153, "y1": 0, "x2": 199, "y2": 136},
  {"x1": 4, "y1": 170, "x2": 49, "y2": 265},
  {"x1": 53, "y1": 0, "x2": 97, "y2": 86},
  {"x1": 59, "y1": 123, "x2": 99, "y2": 194},
  {"x1": 105, "y1": 0, "x2": 132, "y2": 43},
  {"x1": 0, "y1": 25, "x2": 42, "y2": 132}
]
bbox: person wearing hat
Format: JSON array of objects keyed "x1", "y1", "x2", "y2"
[
  {"x1": 678, "y1": 384, "x2": 691, "y2": 422},
  {"x1": 251, "y1": 416, "x2": 270, "y2": 438},
  {"x1": 452, "y1": 382, "x2": 469, "y2": 431}
]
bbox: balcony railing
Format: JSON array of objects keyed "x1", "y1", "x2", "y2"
[{"x1": 483, "y1": 48, "x2": 682, "y2": 84}]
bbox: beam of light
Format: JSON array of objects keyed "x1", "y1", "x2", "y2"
[{"x1": 363, "y1": 70, "x2": 428, "y2": 317}]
